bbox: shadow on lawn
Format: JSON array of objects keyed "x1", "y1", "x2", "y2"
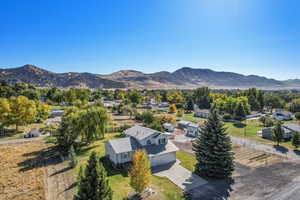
[
  {"x1": 273, "y1": 145, "x2": 289, "y2": 154},
  {"x1": 100, "y1": 156, "x2": 128, "y2": 177},
  {"x1": 18, "y1": 145, "x2": 62, "y2": 172},
  {"x1": 233, "y1": 123, "x2": 246, "y2": 128}
]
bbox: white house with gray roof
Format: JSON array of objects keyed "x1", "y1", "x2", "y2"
[{"x1": 105, "y1": 125, "x2": 178, "y2": 167}]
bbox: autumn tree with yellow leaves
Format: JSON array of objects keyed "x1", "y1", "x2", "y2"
[{"x1": 129, "y1": 149, "x2": 151, "y2": 196}]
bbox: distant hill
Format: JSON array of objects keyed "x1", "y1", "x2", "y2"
[
  {"x1": 0, "y1": 64, "x2": 127, "y2": 89},
  {"x1": 0, "y1": 64, "x2": 299, "y2": 89}
]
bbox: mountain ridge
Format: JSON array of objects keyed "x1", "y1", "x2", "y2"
[{"x1": 0, "y1": 64, "x2": 299, "y2": 89}]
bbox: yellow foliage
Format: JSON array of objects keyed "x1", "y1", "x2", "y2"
[
  {"x1": 129, "y1": 149, "x2": 151, "y2": 194},
  {"x1": 169, "y1": 104, "x2": 177, "y2": 113}
]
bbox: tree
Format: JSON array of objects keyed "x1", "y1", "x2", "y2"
[
  {"x1": 295, "y1": 112, "x2": 300, "y2": 120},
  {"x1": 272, "y1": 122, "x2": 284, "y2": 146},
  {"x1": 169, "y1": 104, "x2": 177, "y2": 113},
  {"x1": 9, "y1": 96, "x2": 37, "y2": 131},
  {"x1": 192, "y1": 107, "x2": 234, "y2": 178},
  {"x1": 289, "y1": 99, "x2": 300, "y2": 113},
  {"x1": 292, "y1": 133, "x2": 300, "y2": 149},
  {"x1": 176, "y1": 109, "x2": 184, "y2": 117},
  {"x1": 79, "y1": 107, "x2": 109, "y2": 142},
  {"x1": 186, "y1": 98, "x2": 194, "y2": 113},
  {"x1": 0, "y1": 98, "x2": 11, "y2": 129},
  {"x1": 141, "y1": 111, "x2": 155, "y2": 125},
  {"x1": 76, "y1": 152, "x2": 112, "y2": 200},
  {"x1": 264, "y1": 94, "x2": 284, "y2": 112},
  {"x1": 127, "y1": 89, "x2": 142, "y2": 104},
  {"x1": 69, "y1": 145, "x2": 78, "y2": 168},
  {"x1": 35, "y1": 101, "x2": 51, "y2": 122},
  {"x1": 192, "y1": 87, "x2": 212, "y2": 109},
  {"x1": 167, "y1": 91, "x2": 184, "y2": 106},
  {"x1": 149, "y1": 120, "x2": 164, "y2": 132},
  {"x1": 233, "y1": 102, "x2": 247, "y2": 121},
  {"x1": 129, "y1": 150, "x2": 151, "y2": 195}
]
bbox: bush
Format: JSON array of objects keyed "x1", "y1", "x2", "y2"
[
  {"x1": 141, "y1": 111, "x2": 155, "y2": 125},
  {"x1": 295, "y1": 112, "x2": 300, "y2": 120},
  {"x1": 118, "y1": 124, "x2": 132, "y2": 132},
  {"x1": 176, "y1": 110, "x2": 184, "y2": 117}
]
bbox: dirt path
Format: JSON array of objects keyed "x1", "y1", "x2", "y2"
[{"x1": 45, "y1": 155, "x2": 76, "y2": 200}]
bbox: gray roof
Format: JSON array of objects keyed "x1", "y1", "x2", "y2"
[
  {"x1": 187, "y1": 122, "x2": 199, "y2": 128},
  {"x1": 107, "y1": 137, "x2": 138, "y2": 154},
  {"x1": 178, "y1": 120, "x2": 190, "y2": 125},
  {"x1": 124, "y1": 125, "x2": 162, "y2": 141},
  {"x1": 145, "y1": 140, "x2": 178, "y2": 156},
  {"x1": 163, "y1": 123, "x2": 174, "y2": 127},
  {"x1": 283, "y1": 123, "x2": 300, "y2": 133}
]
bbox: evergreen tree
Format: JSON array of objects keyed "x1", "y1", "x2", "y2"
[
  {"x1": 69, "y1": 145, "x2": 78, "y2": 168},
  {"x1": 292, "y1": 132, "x2": 300, "y2": 149},
  {"x1": 186, "y1": 98, "x2": 194, "y2": 113},
  {"x1": 272, "y1": 122, "x2": 284, "y2": 146},
  {"x1": 233, "y1": 102, "x2": 246, "y2": 121},
  {"x1": 192, "y1": 107, "x2": 234, "y2": 178},
  {"x1": 76, "y1": 152, "x2": 112, "y2": 200}
]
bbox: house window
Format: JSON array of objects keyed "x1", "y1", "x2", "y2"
[
  {"x1": 147, "y1": 140, "x2": 152, "y2": 145},
  {"x1": 159, "y1": 138, "x2": 166, "y2": 144},
  {"x1": 121, "y1": 152, "x2": 130, "y2": 159}
]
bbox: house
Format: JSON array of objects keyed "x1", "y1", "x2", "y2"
[
  {"x1": 261, "y1": 123, "x2": 300, "y2": 139},
  {"x1": 158, "y1": 102, "x2": 169, "y2": 108},
  {"x1": 178, "y1": 120, "x2": 190, "y2": 129},
  {"x1": 186, "y1": 122, "x2": 201, "y2": 137},
  {"x1": 194, "y1": 109, "x2": 209, "y2": 118},
  {"x1": 163, "y1": 123, "x2": 175, "y2": 132},
  {"x1": 246, "y1": 112, "x2": 263, "y2": 119},
  {"x1": 272, "y1": 109, "x2": 293, "y2": 121},
  {"x1": 105, "y1": 125, "x2": 178, "y2": 167},
  {"x1": 24, "y1": 128, "x2": 40, "y2": 138},
  {"x1": 50, "y1": 109, "x2": 64, "y2": 117}
]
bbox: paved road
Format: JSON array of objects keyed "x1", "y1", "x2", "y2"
[
  {"x1": 0, "y1": 135, "x2": 46, "y2": 145},
  {"x1": 229, "y1": 136, "x2": 300, "y2": 161}
]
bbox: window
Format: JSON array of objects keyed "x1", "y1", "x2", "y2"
[
  {"x1": 159, "y1": 138, "x2": 166, "y2": 144},
  {"x1": 147, "y1": 140, "x2": 152, "y2": 145},
  {"x1": 121, "y1": 152, "x2": 130, "y2": 159}
]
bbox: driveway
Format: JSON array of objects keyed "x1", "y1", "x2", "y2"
[
  {"x1": 153, "y1": 160, "x2": 207, "y2": 191},
  {"x1": 0, "y1": 135, "x2": 46, "y2": 145}
]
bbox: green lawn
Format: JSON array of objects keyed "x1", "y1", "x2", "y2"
[
  {"x1": 224, "y1": 119, "x2": 300, "y2": 150},
  {"x1": 176, "y1": 151, "x2": 196, "y2": 172},
  {"x1": 177, "y1": 113, "x2": 207, "y2": 124},
  {"x1": 74, "y1": 132, "x2": 184, "y2": 200}
]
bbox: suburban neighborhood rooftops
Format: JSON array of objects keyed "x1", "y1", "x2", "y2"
[
  {"x1": 187, "y1": 122, "x2": 199, "y2": 128},
  {"x1": 124, "y1": 125, "x2": 162, "y2": 141},
  {"x1": 178, "y1": 120, "x2": 190, "y2": 125},
  {"x1": 194, "y1": 109, "x2": 209, "y2": 113},
  {"x1": 145, "y1": 141, "x2": 178, "y2": 157},
  {"x1": 283, "y1": 123, "x2": 300, "y2": 133},
  {"x1": 107, "y1": 137, "x2": 138, "y2": 154}
]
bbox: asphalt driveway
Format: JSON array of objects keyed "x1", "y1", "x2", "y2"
[{"x1": 153, "y1": 160, "x2": 207, "y2": 191}]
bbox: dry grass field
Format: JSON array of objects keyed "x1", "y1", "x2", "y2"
[{"x1": 0, "y1": 141, "x2": 49, "y2": 200}]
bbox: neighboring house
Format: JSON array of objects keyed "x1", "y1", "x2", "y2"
[
  {"x1": 158, "y1": 102, "x2": 169, "y2": 108},
  {"x1": 246, "y1": 112, "x2": 263, "y2": 119},
  {"x1": 194, "y1": 109, "x2": 209, "y2": 118},
  {"x1": 178, "y1": 120, "x2": 191, "y2": 129},
  {"x1": 163, "y1": 123, "x2": 175, "y2": 132},
  {"x1": 272, "y1": 109, "x2": 293, "y2": 121},
  {"x1": 261, "y1": 123, "x2": 300, "y2": 139},
  {"x1": 105, "y1": 125, "x2": 178, "y2": 167},
  {"x1": 186, "y1": 122, "x2": 201, "y2": 137},
  {"x1": 24, "y1": 128, "x2": 40, "y2": 138},
  {"x1": 50, "y1": 109, "x2": 64, "y2": 117}
]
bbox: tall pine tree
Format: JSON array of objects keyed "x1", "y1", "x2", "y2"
[
  {"x1": 76, "y1": 152, "x2": 112, "y2": 200},
  {"x1": 193, "y1": 107, "x2": 234, "y2": 178}
]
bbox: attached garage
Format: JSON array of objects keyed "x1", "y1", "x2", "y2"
[{"x1": 149, "y1": 151, "x2": 176, "y2": 167}]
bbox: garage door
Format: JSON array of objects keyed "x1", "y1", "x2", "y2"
[{"x1": 150, "y1": 152, "x2": 176, "y2": 167}]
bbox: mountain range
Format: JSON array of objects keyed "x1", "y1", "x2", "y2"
[{"x1": 0, "y1": 64, "x2": 299, "y2": 89}]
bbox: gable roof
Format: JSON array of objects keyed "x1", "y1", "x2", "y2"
[
  {"x1": 283, "y1": 123, "x2": 300, "y2": 133},
  {"x1": 124, "y1": 125, "x2": 161, "y2": 141},
  {"x1": 107, "y1": 137, "x2": 138, "y2": 154}
]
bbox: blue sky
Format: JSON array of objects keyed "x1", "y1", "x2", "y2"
[{"x1": 0, "y1": 0, "x2": 299, "y2": 80}]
